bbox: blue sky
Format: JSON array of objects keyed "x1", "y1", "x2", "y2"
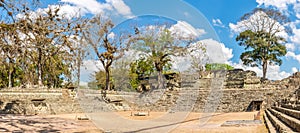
[{"x1": 37, "y1": 0, "x2": 300, "y2": 83}]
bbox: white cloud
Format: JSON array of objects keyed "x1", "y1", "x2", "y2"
[
  {"x1": 169, "y1": 21, "x2": 206, "y2": 39},
  {"x1": 106, "y1": 0, "x2": 134, "y2": 18},
  {"x1": 256, "y1": 0, "x2": 297, "y2": 11},
  {"x1": 201, "y1": 39, "x2": 233, "y2": 64},
  {"x1": 292, "y1": 67, "x2": 298, "y2": 73},
  {"x1": 286, "y1": 51, "x2": 300, "y2": 63},
  {"x1": 231, "y1": 61, "x2": 291, "y2": 80},
  {"x1": 212, "y1": 19, "x2": 225, "y2": 28},
  {"x1": 60, "y1": 0, "x2": 112, "y2": 15},
  {"x1": 59, "y1": 0, "x2": 134, "y2": 18},
  {"x1": 293, "y1": 3, "x2": 300, "y2": 18},
  {"x1": 39, "y1": 4, "x2": 87, "y2": 19},
  {"x1": 169, "y1": 39, "x2": 232, "y2": 72},
  {"x1": 285, "y1": 43, "x2": 295, "y2": 51},
  {"x1": 289, "y1": 21, "x2": 300, "y2": 46}
]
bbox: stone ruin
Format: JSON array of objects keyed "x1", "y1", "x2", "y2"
[
  {"x1": 263, "y1": 73, "x2": 300, "y2": 132},
  {"x1": 1, "y1": 69, "x2": 300, "y2": 119},
  {"x1": 0, "y1": 88, "x2": 82, "y2": 115}
]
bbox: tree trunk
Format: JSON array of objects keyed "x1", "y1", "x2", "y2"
[
  {"x1": 77, "y1": 50, "x2": 81, "y2": 88},
  {"x1": 262, "y1": 61, "x2": 268, "y2": 80},
  {"x1": 105, "y1": 68, "x2": 110, "y2": 90},
  {"x1": 37, "y1": 48, "x2": 43, "y2": 87},
  {"x1": 37, "y1": 63, "x2": 43, "y2": 86},
  {"x1": 8, "y1": 60, "x2": 13, "y2": 88},
  {"x1": 157, "y1": 70, "x2": 165, "y2": 89},
  {"x1": 8, "y1": 67, "x2": 12, "y2": 88}
]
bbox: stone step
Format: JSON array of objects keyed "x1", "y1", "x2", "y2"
[
  {"x1": 281, "y1": 104, "x2": 300, "y2": 112},
  {"x1": 273, "y1": 106, "x2": 300, "y2": 120},
  {"x1": 263, "y1": 111, "x2": 277, "y2": 133},
  {"x1": 265, "y1": 109, "x2": 294, "y2": 133},
  {"x1": 268, "y1": 108, "x2": 300, "y2": 132}
]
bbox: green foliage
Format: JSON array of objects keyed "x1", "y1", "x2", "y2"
[
  {"x1": 93, "y1": 70, "x2": 114, "y2": 90},
  {"x1": 236, "y1": 30, "x2": 287, "y2": 78},
  {"x1": 236, "y1": 8, "x2": 289, "y2": 79},
  {"x1": 205, "y1": 63, "x2": 234, "y2": 71},
  {"x1": 129, "y1": 57, "x2": 154, "y2": 89},
  {"x1": 133, "y1": 26, "x2": 193, "y2": 89},
  {"x1": 237, "y1": 30, "x2": 287, "y2": 66}
]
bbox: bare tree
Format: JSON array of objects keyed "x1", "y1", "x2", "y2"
[
  {"x1": 83, "y1": 14, "x2": 132, "y2": 91},
  {"x1": 0, "y1": 0, "x2": 85, "y2": 88},
  {"x1": 189, "y1": 41, "x2": 208, "y2": 76}
]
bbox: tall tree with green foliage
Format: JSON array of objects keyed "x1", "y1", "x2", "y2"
[
  {"x1": 129, "y1": 57, "x2": 154, "y2": 90},
  {"x1": 235, "y1": 8, "x2": 289, "y2": 79},
  {"x1": 134, "y1": 26, "x2": 195, "y2": 89}
]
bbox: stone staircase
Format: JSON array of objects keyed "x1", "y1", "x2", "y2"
[
  {"x1": 264, "y1": 105, "x2": 300, "y2": 132},
  {"x1": 129, "y1": 73, "x2": 199, "y2": 112},
  {"x1": 76, "y1": 89, "x2": 116, "y2": 112},
  {"x1": 170, "y1": 74, "x2": 199, "y2": 112},
  {"x1": 47, "y1": 89, "x2": 82, "y2": 114}
]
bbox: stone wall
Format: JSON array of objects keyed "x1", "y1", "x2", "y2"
[
  {"x1": 193, "y1": 88, "x2": 295, "y2": 112},
  {"x1": 1, "y1": 70, "x2": 300, "y2": 114},
  {"x1": 129, "y1": 70, "x2": 300, "y2": 112},
  {"x1": 0, "y1": 88, "x2": 82, "y2": 115}
]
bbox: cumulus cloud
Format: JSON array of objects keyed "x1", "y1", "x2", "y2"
[
  {"x1": 285, "y1": 43, "x2": 296, "y2": 51},
  {"x1": 169, "y1": 21, "x2": 206, "y2": 39},
  {"x1": 172, "y1": 39, "x2": 233, "y2": 72},
  {"x1": 106, "y1": 0, "x2": 134, "y2": 18},
  {"x1": 292, "y1": 67, "x2": 299, "y2": 73},
  {"x1": 201, "y1": 39, "x2": 233, "y2": 64},
  {"x1": 294, "y1": 3, "x2": 300, "y2": 18},
  {"x1": 60, "y1": 0, "x2": 111, "y2": 14},
  {"x1": 59, "y1": 0, "x2": 134, "y2": 18},
  {"x1": 256, "y1": 0, "x2": 297, "y2": 11},
  {"x1": 286, "y1": 51, "x2": 300, "y2": 63},
  {"x1": 212, "y1": 19, "x2": 225, "y2": 28},
  {"x1": 48, "y1": 4, "x2": 87, "y2": 19},
  {"x1": 288, "y1": 21, "x2": 300, "y2": 47},
  {"x1": 231, "y1": 61, "x2": 291, "y2": 80}
]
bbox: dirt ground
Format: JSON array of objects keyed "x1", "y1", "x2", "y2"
[
  {"x1": 0, "y1": 111, "x2": 268, "y2": 133},
  {"x1": 0, "y1": 113, "x2": 102, "y2": 133}
]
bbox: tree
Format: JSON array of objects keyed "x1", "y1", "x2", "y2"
[
  {"x1": 0, "y1": 0, "x2": 85, "y2": 88},
  {"x1": 205, "y1": 63, "x2": 234, "y2": 71},
  {"x1": 129, "y1": 57, "x2": 154, "y2": 90},
  {"x1": 83, "y1": 14, "x2": 132, "y2": 91},
  {"x1": 235, "y1": 8, "x2": 289, "y2": 79},
  {"x1": 20, "y1": 6, "x2": 83, "y2": 86},
  {"x1": 134, "y1": 26, "x2": 195, "y2": 89},
  {"x1": 189, "y1": 41, "x2": 208, "y2": 74}
]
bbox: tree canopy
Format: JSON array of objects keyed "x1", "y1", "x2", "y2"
[
  {"x1": 236, "y1": 8, "x2": 288, "y2": 79},
  {"x1": 0, "y1": 0, "x2": 84, "y2": 88},
  {"x1": 133, "y1": 25, "x2": 195, "y2": 89}
]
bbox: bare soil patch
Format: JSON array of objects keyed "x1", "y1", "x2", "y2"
[
  {"x1": 0, "y1": 113, "x2": 101, "y2": 133},
  {"x1": 0, "y1": 111, "x2": 267, "y2": 132}
]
